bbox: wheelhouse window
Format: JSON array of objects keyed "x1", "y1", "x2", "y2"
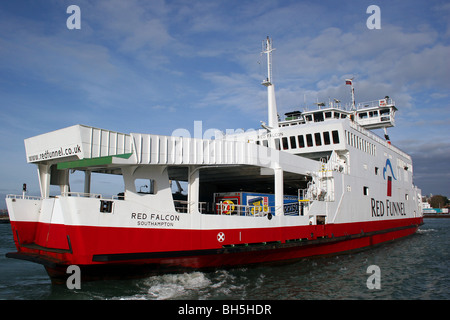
[
  {"x1": 332, "y1": 130, "x2": 340, "y2": 144},
  {"x1": 313, "y1": 112, "x2": 324, "y2": 122}
]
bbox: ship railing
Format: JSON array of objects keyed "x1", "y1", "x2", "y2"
[
  {"x1": 6, "y1": 194, "x2": 42, "y2": 201},
  {"x1": 216, "y1": 203, "x2": 277, "y2": 216},
  {"x1": 7, "y1": 192, "x2": 125, "y2": 201},
  {"x1": 61, "y1": 192, "x2": 103, "y2": 198},
  {"x1": 59, "y1": 191, "x2": 128, "y2": 200},
  {"x1": 214, "y1": 202, "x2": 311, "y2": 217},
  {"x1": 298, "y1": 188, "x2": 312, "y2": 203},
  {"x1": 348, "y1": 120, "x2": 411, "y2": 159},
  {"x1": 356, "y1": 98, "x2": 395, "y2": 109},
  {"x1": 174, "y1": 200, "x2": 207, "y2": 214},
  {"x1": 215, "y1": 202, "x2": 310, "y2": 216}
]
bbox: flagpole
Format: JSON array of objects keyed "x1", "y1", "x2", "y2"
[
  {"x1": 352, "y1": 84, "x2": 355, "y2": 110},
  {"x1": 346, "y1": 79, "x2": 355, "y2": 110}
]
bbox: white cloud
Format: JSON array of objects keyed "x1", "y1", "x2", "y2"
[
  {"x1": 195, "y1": 72, "x2": 265, "y2": 113},
  {"x1": 151, "y1": 105, "x2": 176, "y2": 113},
  {"x1": 388, "y1": 44, "x2": 450, "y2": 90}
]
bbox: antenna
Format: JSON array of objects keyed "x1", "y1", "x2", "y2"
[
  {"x1": 262, "y1": 36, "x2": 275, "y2": 85},
  {"x1": 261, "y1": 37, "x2": 279, "y2": 129}
]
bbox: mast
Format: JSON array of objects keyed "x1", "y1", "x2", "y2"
[{"x1": 262, "y1": 37, "x2": 278, "y2": 129}]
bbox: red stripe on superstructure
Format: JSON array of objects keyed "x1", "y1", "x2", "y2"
[{"x1": 387, "y1": 176, "x2": 392, "y2": 196}]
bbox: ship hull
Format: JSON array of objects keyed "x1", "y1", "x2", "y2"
[{"x1": 7, "y1": 217, "x2": 423, "y2": 283}]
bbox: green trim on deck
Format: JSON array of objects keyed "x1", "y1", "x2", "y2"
[{"x1": 57, "y1": 153, "x2": 133, "y2": 170}]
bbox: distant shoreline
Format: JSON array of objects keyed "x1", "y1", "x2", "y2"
[
  {"x1": 423, "y1": 214, "x2": 450, "y2": 218},
  {"x1": 0, "y1": 215, "x2": 10, "y2": 223}
]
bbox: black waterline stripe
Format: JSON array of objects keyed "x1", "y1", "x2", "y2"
[{"x1": 92, "y1": 223, "x2": 422, "y2": 262}]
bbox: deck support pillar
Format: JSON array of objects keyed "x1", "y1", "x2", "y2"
[
  {"x1": 274, "y1": 165, "x2": 284, "y2": 216},
  {"x1": 37, "y1": 164, "x2": 51, "y2": 199},
  {"x1": 188, "y1": 166, "x2": 200, "y2": 214},
  {"x1": 84, "y1": 171, "x2": 91, "y2": 194},
  {"x1": 59, "y1": 169, "x2": 70, "y2": 194}
]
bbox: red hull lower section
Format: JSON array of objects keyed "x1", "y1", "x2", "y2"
[{"x1": 7, "y1": 217, "x2": 423, "y2": 281}]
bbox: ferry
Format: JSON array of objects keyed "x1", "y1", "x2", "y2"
[{"x1": 5, "y1": 38, "x2": 423, "y2": 282}]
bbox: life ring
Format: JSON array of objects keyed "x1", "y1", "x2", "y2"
[{"x1": 221, "y1": 200, "x2": 235, "y2": 215}]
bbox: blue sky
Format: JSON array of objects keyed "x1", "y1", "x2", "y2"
[{"x1": 0, "y1": 0, "x2": 449, "y2": 206}]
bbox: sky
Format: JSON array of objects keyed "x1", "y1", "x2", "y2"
[{"x1": 0, "y1": 0, "x2": 449, "y2": 207}]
